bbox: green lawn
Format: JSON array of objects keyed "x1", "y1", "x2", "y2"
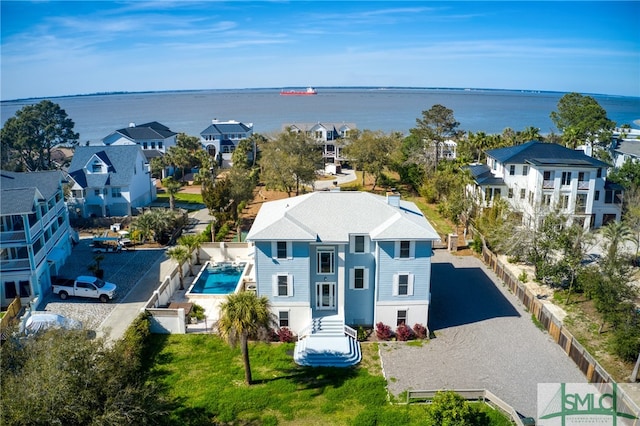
[
  {"x1": 146, "y1": 334, "x2": 513, "y2": 425},
  {"x1": 156, "y1": 192, "x2": 204, "y2": 205}
]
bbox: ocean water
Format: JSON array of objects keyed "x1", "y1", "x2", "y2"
[{"x1": 1, "y1": 88, "x2": 638, "y2": 144}]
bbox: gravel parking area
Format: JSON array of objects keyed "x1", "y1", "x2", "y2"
[
  {"x1": 39, "y1": 239, "x2": 166, "y2": 330},
  {"x1": 379, "y1": 249, "x2": 586, "y2": 419}
]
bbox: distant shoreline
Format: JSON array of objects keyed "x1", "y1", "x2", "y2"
[{"x1": 2, "y1": 86, "x2": 638, "y2": 104}]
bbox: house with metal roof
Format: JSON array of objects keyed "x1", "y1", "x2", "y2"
[
  {"x1": 0, "y1": 170, "x2": 72, "y2": 309},
  {"x1": 283, "y1": 122, "x2": 356, "y2": 165},
  {"x1": 246, "y1": 190, "x2": 440, "y2": 366},
  {"x1": 200, "y1": 119, "x2": 254, "y2": 168},
  {"x1": 102, "y1": 121, "x2": 178, "y2": 154},
  {"x1": 67, "y1": 145, "x2": 156, "y2": 218},
  {"x1": 467, "y1": 141, "x2": 623, "y2": 229}
]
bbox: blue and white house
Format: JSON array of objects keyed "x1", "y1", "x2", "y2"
[
  {"x1": 0, "y1": 170, "x2": 72, "y2": 309},
  {"x1": 200, "y1": 119, "x2": 254, "y2": 168},
  {"x1": 246, "y1": 190, "x2": 440, "y2": 366}
]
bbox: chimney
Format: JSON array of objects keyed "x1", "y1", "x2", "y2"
[
  {"x1": 386, "y1": 189, "x2": 400, "y2": 207},
  {"x1": 129, "y1": 122, "x2": 136, "y2": 128},
  {"x1": 212, "y1": 118, "x2": 219, "y2": 124}
]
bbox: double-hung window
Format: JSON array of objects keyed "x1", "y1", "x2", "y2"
[
  {"x1": 273, "y1": 274, "x2": 293, "y2": 297},
  {"x1": 279, "y1": 311, "x2": 289, "y2": 327},
  {"x1": 272, "y1": 241, "x2": 291, "y2": 260},
  {"x1": 350, "y1": 267, "x2": 369, "y2": 290},
  {"x1": 393, "y1": 273, "x2": 414, "y2": 296},
  {"x1": 395, "y1": 240, "x2": 414, "y2": 259},
  {"x1": 397, "y1": 310, "x2": 408, "y2": 326},
  {"x1": 317, "y1": 247, "x2": 334, "y2": 274},
  {"x1": 354, "y1": 235, "x2": 365, "y2": 253}
]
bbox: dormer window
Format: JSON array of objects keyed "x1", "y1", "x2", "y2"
[{"x1": 91, "y1": 161, "x2": 103, "y2": 173}]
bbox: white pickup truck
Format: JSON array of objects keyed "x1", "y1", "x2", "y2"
[{"x1": 51, "y1": 276, "x2": 117, "y2": 303}]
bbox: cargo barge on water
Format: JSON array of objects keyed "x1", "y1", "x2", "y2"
[{"x1": 280, "y1": 87, "x2": 317, "y2": 96}]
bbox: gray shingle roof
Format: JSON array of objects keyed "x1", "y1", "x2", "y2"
[
  {"x1": 113, "y1": 121, "x2": 177, "y2": 141},
  {"x1": 200, "y1": 122, "x2": 252, "y2": 136},
  {"x1": 1, "y1": 170, "x2": 63, "y2": 215},
  {"x1": 68, "y1": 145, "x2": 143, "y2": 188},
  {"x1": 613, "y1": 140, "x2": 640, "y2": 159},
  {"x1": 486, "y1": 141, "x2": 610, "y2": 168},
  {"x1": 246, "y1": 192, "x2": 440, "y2": 243}
]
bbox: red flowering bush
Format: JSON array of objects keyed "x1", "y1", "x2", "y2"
[
  {"x1": 375, "y1": 322, "x2": 393, "y2": 340},
  {"x1": 277, "y1": 327, "x2": 295, "y2": 343},
  {"x1": 395, "y1": 323, "x2": 414, "y2": 341},
  {"x1": 413, "y1": 323, "x2": 428, "y2": 339}
]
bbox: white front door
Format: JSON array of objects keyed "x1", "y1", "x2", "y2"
[{"x1": 316, "y1": 282, "x2": 336, "y2": 310}]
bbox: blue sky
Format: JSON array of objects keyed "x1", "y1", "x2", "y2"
[{"x1": 1, "y1": 1, "x2": 639, "y2": 100}]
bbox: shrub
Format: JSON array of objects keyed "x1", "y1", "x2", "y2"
[
  {"x1": 469, "y1": 235, "x2": 483, "y2": 254},
  {"x1": 276, "y1": 327, "x2": 295, "y2": 343},
  {"x1": 413, "y1": 323, "x2": 428, "y2": 339},
  {"x1": 190, "y1": 303, "x2": 206, "y2": 321},
  {"x1": 395, "y1": 324, "x2": 414, "y2": 341},
  {"x1": 357, "y1": 326, "x2": 369, "y2": 341},
  {"x1": 518, "y1": 270, "x2": 528, "y2": 283},
  {"x1": 375, "y1": 322, "x2": 393, "y2": 341}
]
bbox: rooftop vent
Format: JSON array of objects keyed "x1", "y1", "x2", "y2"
[
  {"x1": 129, "y1": 122, "x2": 136, "y2": 128},
  {"x1": 386, "y1": 189, "x2": 400, "y2": 207}
]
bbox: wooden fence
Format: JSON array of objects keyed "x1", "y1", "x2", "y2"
[
  {"x1": 1, "y1": 297, "x2": 23, "y2": 340},
  {"x1": 478, "y1": 236, "x2": 640, "y2": 417}
]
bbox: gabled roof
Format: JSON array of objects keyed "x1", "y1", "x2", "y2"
[
  {"x1": 68, "y1": 145, "x2": 144, "y2": 188},
  {"x1": 109, "y1": 121, "x2": 177, "y2": 141},
  {"x1": 283, "y1": 122, "x2": 357, "y2": 134},
  {"x1": 0, "y1": 170, "x2": 64, "y2": 215},
  {"x1": 486, "y1": 141, "x2": 609, "y2": 168},
  {"x1": 200, "y1": 120, "x2": 252, "y2": 136},
  {"x1": 246, "y1": 192, "x2": 440, "y2": 243}
]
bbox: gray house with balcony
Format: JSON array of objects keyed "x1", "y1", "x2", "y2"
[{"x1": 0, "y1": 170, "x2": 72, "y2": 309}]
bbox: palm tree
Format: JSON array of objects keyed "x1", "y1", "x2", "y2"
[
  {"x1": 601, "y1": 220, "x2": 633, "y2": 264},
  {"x1": 166, "y1": 245, "x2": 191, "y2": 290},
  {"x1": 130, "y1": 212, "x2": 155, "y2": 242},
  {"x1": 216, "y1": 291, "x2": 274, "y2": 385},
  {"x1": 162, "y1": 177, "x2": 182, "y2": 211},
  {"x1": 178, "y1": 234, "x2": 203, "y2": 271}
]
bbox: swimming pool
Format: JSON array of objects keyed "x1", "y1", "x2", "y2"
[{"x1": 188, "y1": 261, "x2": 247, "y2": 295}]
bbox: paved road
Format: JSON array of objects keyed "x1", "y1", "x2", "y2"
[{"x1": 379, "y1": 249, "x2": 586, "y2": 419}]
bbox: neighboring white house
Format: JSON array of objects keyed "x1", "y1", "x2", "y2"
[
  {"x1": 200, "y1": 119, "x2": 254, "y2": 168},
  {"x1": 0, "y1": 170, "x2": 72, "y2": 309},
  {"x1": 67, "y1": 145, "x2": 156, "y2": 218},
  {"x1": 467, "y1": 141, "x2": 623, "y2": 229},
  {"x1": 283, "y1": 122, "x2": 356, "y2": 164},
  {"x1": 610, "y1": 127, "x2": 640, "y2": 168},
  {"x1": 102, "y1": 121, "x2": 178, "y2": 154}
]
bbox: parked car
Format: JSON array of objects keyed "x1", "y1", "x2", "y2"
[
  {"x1": 22, "y1": 313, "x2": 82, "y2": 336},
  {"x1": 51, "y1": 276, "x2": 117, "y2": 303},
  {"x1": 91, "y1": 237, "x2": 123, "y2": 253}
]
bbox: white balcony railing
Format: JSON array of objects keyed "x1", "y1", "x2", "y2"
[
  {"x1": 0, "y1": 258, "x2": 31, "y2": 271},
  {"x1": 0, "y1": 230, "x2": 27, "y2": 244}
]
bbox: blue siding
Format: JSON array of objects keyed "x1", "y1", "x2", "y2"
[
  {"x1": 344, "y1": 251, "x2": 376, "y2": 325},
  {"x1": 254, "y1": 241, "x2": 310, "y2": 303},
  {"x1": 377, "y1": 241, "x2": 432, "y2": 302}
]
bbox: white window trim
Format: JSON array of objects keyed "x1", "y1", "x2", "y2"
[
  {"x1": 272, "y1": 273, "x2": 293, "y2": 297},
  {"x1": 393, "y1": 273, "x2": 414, "y2": 296},
  {"x1": 271, "y1": 241, "x2": 292, "y2": 260},
  {"x1": 278, "y1": 310, "x2": 290, "y2": 327},
  {"x1": 316, "y1": 247, "x2": 335, "y2": 275},
  {"x1": 349, "y1": 235, "x2": 370, "y2": 254},
  {"x1": 349, "y1": 267, "x2": 369, "y2": 290},
  {"x1": 315, "y1": 281, "x2": 336, "y2": 310},
  {"x1": 394, "y1": 240, "x2": 415, "y2": 259}
]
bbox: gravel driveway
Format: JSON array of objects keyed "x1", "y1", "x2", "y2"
[
  {"x1": 39, "y1": 239, "x2": 166, "y2": 330},
  {"x1": 379, "y1": 249, "x2": 586, "y2": 419}
]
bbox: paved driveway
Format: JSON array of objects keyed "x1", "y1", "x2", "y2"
[
  {"x1": 379, "y1": 249, "x2": 586, "y2": 418},
  {"x1": 39, "y1": 239, "x2": 166, "y2": 330}
]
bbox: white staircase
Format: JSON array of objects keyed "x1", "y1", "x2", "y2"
[{"x1": 293, "y1": 316, "x2": 362, "y2": 367}]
